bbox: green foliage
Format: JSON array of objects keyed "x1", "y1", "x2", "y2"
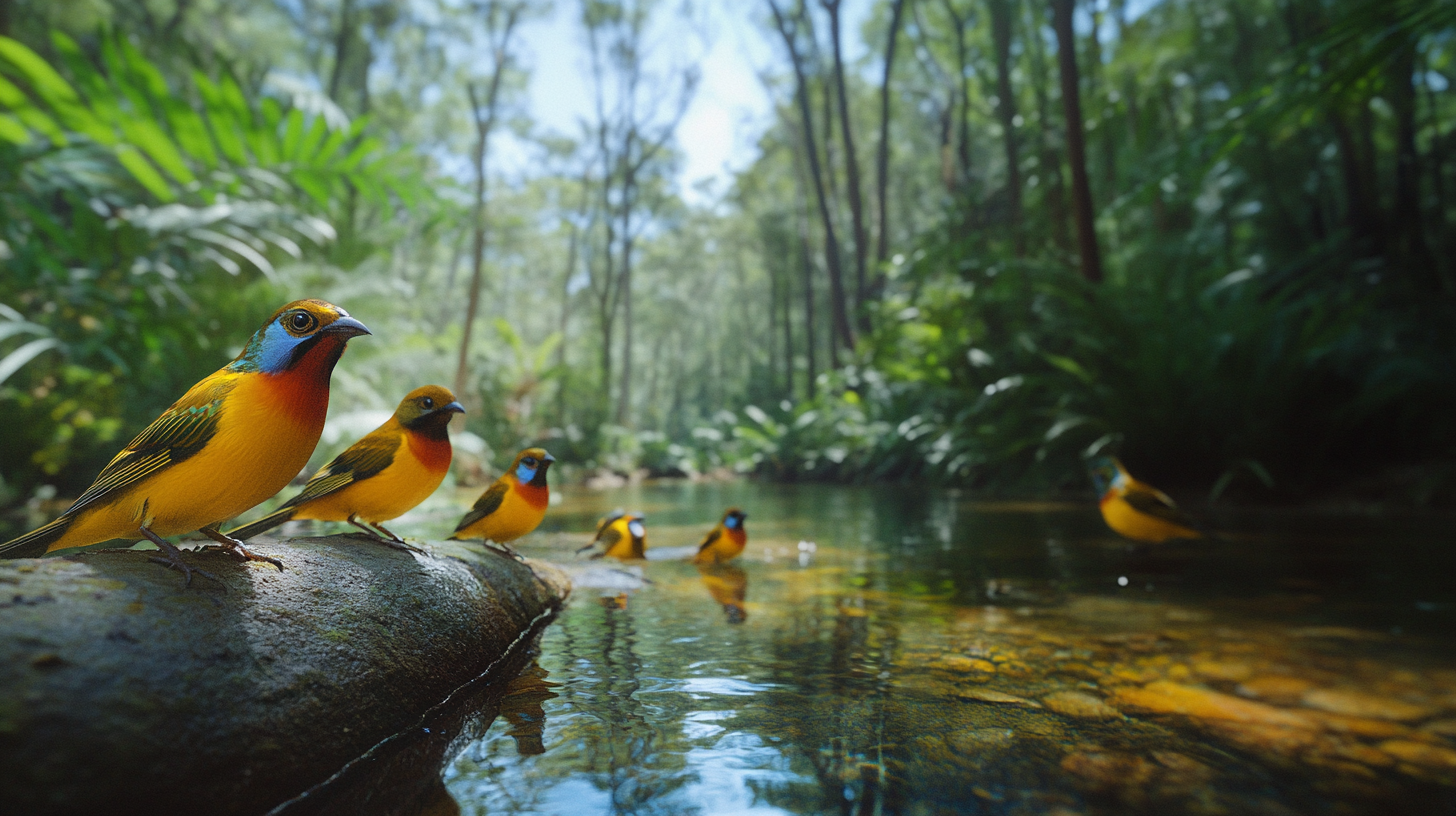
[{"x1": 0, "y1": 30, "x2": 420, "y2": 500}]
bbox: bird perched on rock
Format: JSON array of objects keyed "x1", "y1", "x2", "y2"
[
  {"x1": 1088, "y1": 456, "x2": 1202, "y2": 543},
  {"x1": 225, "y1": 385, "x2": 464, "y2": 549},
  {"x1": 0, "y1": 300, "x2": 370, "y2": 584},
  {"x1": 449, "y1": 447, "x2": 555, "y2": 558},
  {"x1": 693, "y1": 508, "x2": 748, "y2": 564},
  {"x1": 578, "y1": 510, "x2": 647, "y2": 560}
]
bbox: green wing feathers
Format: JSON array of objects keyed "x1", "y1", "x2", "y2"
[
  {"x1": 1, "y1": 380, "x2": 232, "y2": 557},
  {"x1": 450, "y1": 481, "x2": 508, "y2": 537},
  {"x1": 66, "y1": 380, "x2": 233, "y2": 518},
  {"x1": 697, "y1": 528, "x2": 721, "y2": 553}
]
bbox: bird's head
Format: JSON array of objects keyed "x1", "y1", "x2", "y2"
[
  {"x1": 1088, "y1": 456, "x2": 1126, "y2": 496},
  {"x1": 511, "y1": 447, "x2": 555, "y2": 488},
  {"x1": 722, "y1": 507, "x2": 747, "y2": 531},
  {"x1": 626, "y1": 513, "x2": 646, "y2": 541},
  {"x1": 230, "y1": 300, "x2": 371, "y2": 376},
  {"x1": 397, "y1": 385, "x2": 465, "y2": 437}
]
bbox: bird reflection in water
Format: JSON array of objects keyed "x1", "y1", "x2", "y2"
[
  {"x1": 697, "y1": 563, "x2": 748, "y2": 623},
  {"x1": 495, "y1": 661, "x2": 559, "y2": 756}
]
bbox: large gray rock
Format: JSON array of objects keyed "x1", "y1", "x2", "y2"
[{"x1": 0, "y1": 536, "x2": 570, "y2": 816}]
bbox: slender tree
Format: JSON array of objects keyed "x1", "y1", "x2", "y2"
[
  {"x1": 769, "y1": 0, "x2": 856, "y2": 357},
  {"x1": 454, "y1": 1, "x2": 525, "y2": 400},
  {"x1": 874, "y1": 0, "x2": 906, "y2": 271},
  {"x1": 1051, "y1": 0, "x2": 1103, "y2": 283},
  {"x1": 822, "y1": 0, "x2": 871, "y2": 333},
  {"x1": 988, "y1": 0, "x2": 1023, "y2": 255}
]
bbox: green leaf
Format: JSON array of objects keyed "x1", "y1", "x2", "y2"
[
  {"x1": 195, "y1": 72, "x2": 248, "y2": 164},
  {"x1": 0, "y1": 75, "x2": 65, "y2": 143},
  {"x1": 114, "y1": 144, "x2": 175, "y2": 201},
  {"x1": 0, "y1": 112, "x2": 28, "y2": 144},
  {"x1": 281, "y1": 108, "x2": 304, "y2": 158},
  {"x1": 118, "y1": 117, "x2": 195, "y2": 185},
  {"x1": 0, "y1": 337, "x2": 61, "y2": 386},
  {"x1": 1043, "y1": 353, "x2": 1093, "y2": 384}
]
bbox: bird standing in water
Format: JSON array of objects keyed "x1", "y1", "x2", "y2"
[
  {"x1": 578, "y1": 510, "x2": 647, "y2": 560},
  {"x1": 1089, "y1": 456, "x2": 1202, "y2": 543},
  {"x1": 693, "y1": 508, "x2": 748, "y2": 564},
  {"x1": 225, "y1": 385, "x2": 464, "y2": 549},
  {"x1": 449, "y1": 447, "x2": 555, "y2": 558},
  {"x1": 0, "y1": 300, "x2": 370, "y2": 584}
]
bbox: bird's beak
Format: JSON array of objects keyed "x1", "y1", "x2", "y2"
[
  {"x1": 324, "y1": 315, "x2": 371, "y2": 337},
  {"x1": 542, "y1": 452, "x2": 557, "y2": 464},
  {"x1": 441, "y1": 401, "x2": 465, "y2": 414}
]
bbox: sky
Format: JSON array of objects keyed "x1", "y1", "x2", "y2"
[{"x1": 505, "y1": 1, "x2": 874, "y2": 205}]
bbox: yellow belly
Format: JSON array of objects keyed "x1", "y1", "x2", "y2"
[
  {"x1": 602, "y1": 529, "x2": 645, "y2": 559},
  {"x1": 458, "y1": 487, "x2": 546, "y2": 543},
  {"x1": 292, "y1": 448, "x2": 446, "y2": 524},
  {"x1": 695, "y1": 535, "x2": 744, "y2": 564},
  {"x1": 1100, "y1": 496, "x2": 1200, "y2": 544},
  {"x1": 48, "y1": 376, "x2": 322, "y2": 550}
]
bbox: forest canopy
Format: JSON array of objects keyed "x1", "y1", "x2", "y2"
[{"x1": 1, "y1": 0, "x2": 1454, "y2": 523}]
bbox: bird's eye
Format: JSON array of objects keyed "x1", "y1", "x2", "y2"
[
  {"x1": 421, "y1": 397, "x2": 434, "y2": 409},
  {"x1": 287, "y1": 311, "x2": 317, "y2": 333},
  {"x1": 523, "y1": 457, "x2": 537, "y2": 467}
]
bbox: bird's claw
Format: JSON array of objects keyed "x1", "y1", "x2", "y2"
[
  {"x1": 147, "y1": 553, "x2": 225, "y2": 590},
  {"x1": 203, "y1": 542, "x2": 285, "y2": 571},
  {"x1": 484, "y1": 542, "x2": 526, "y2": 562}
]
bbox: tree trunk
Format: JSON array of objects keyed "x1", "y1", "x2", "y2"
[
  {"x1": 1027, "y1": 0, "x2": 1070, "y2": 251},
  {"x1": 1052, "y1": 0, "x2": 1103, "y2": 283},
  {"x1": 770, "y1": 0, "x2": 856, "y2": 357},
  {"x1": 874, "y1": 0, "x2": 906, "y2": 273},
  {"x1": 988, "y1": 0, "x2": 1023, "y2": 255},
  {"x1": 615, "y1": 166, "x2": 636, "y2": 426},
  {"x1": 942, "y1": 0, "x2": 973, "y2": 189},
  {"x1": 1387, "y1": 36, "x2": 1438, "y2": 289},
  {"x1": 453, "y1": 5, "x2": 522, "y2": 401},
  {"x1": 823, "y1": 0, "x2": 871, "y2": 334}
]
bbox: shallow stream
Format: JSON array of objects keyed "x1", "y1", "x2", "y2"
[{"x1": 388, "y1": 482, "x2": 1455, "y2": 814}]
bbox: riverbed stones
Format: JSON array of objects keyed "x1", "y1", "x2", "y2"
[
  {"x1": 1301, "y1": 688, "x2": 1437, "y2": 722},
  {"x1": 1042, "y1": 691, "x2": 1121, "y2": 721}
]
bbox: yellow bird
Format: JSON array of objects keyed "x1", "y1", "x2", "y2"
[
  {"x1": 692, "y1": 508, "x2": 748, "y2": 564},
  {"x1": 448, "y1": 447, "x2": 555, "y2": 558},
  {"x1": 577, "y1": 510, "x2": 646, "y2": 560},
  {"x1": 1089, "y1": 456, "x2": 1202, "y2": 543},
  {"x1": 0, "y1": 300, "x2": 370, "y2": 584},
  {"x1": 225, "y1": 386, "x2": 464, "y2": 548}
]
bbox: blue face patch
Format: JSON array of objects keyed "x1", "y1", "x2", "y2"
[
  {"x1": 231, "y1": 318, "x2": 313, "y2": 374},
  {"x1": 628, "y1": 520, "x2": 645, "y2": 539},
  {"x1": 725, "y1": 515, "x2": 740, "y2": 529},
  {"x1": 515, "y1": 462, "x2": 538, "y2": 483}
]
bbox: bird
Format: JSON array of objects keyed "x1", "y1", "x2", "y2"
[
  {"x1": 577, "y1": 510, "x2": 646, "y2": 560},
  {"x1": 0, "y1": 300, "x2": 370, "y2": 585},
  {"x1": 1088, "y1": 456, "x2": 1203, "y2": 543},
  {"x1": 448, "y1": 447, "x2": 555, "y2": 558},
  {"x1": 692, "y1": 508, "x2": 748, "y2": 564},
  {"x1": 224, "y1": 385, "x2": 464, "y2": 549}
]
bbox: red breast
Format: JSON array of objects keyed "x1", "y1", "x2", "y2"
[
  {"x1": 513, "y1": 478, "x2": 549, "y2": 510},
  {"x1": 406, "y1": 429, "x2": 453, "y2": 472}
]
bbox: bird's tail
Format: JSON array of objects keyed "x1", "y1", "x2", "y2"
[
  {"x1": 225, "y1": 508, "x2": 297, "y2": 541},
  {"x1": 0, "y1": 515, "x2": 75, "y2": 559}
]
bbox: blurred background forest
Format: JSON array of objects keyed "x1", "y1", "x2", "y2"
[{"x1": 2, "y1": 0, "x2": 1455, "y2": 524}]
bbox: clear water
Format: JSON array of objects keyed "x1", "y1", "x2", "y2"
[{"x1": 362, "y1": 482, "x2": 1456, "y2": 814}]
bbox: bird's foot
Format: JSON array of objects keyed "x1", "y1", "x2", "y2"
[
  {"x1": 483, "y1": 541, "x2": 526, "y2": 562},
  {"x1": 347, "y1": 517, "x2": 425, "y2": 554},
  {"x1": 137, "y1": 528, "x2": 225, "y2": 589},
  {"x1": 200, "y1": 527, "x2": 285, "y2": 571}
]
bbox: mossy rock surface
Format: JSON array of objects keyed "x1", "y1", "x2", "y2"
[{"x1": 0, "y1": 536, "x2": 570, "y2": 816}]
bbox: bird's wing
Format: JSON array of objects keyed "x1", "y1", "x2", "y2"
[
  {"x1": 697, "y1": 527, "x2": 722, "y2": 553},
  {"x1": 65, "y1": 377, "x2": 235, "y2": 517},
  {"x1": 595, "y1": 510, "x2": 625, "y2": 538},
  {"x1": 279, "y1": 427, "x2": 401, "y2": 508},
  {"x1": 454, "y1": 480, "x2": 508, "y2": 532},
  {"x1": 591, "y1": 525, "x2": 623, "y2": 556},
  {"x1": 1122, "y1": 486, "x2": 1199, "y2": 529}
]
